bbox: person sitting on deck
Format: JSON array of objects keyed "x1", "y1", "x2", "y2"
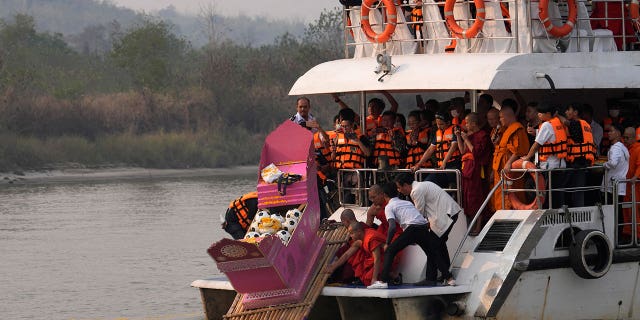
[
  {"x1": 395, "y1": 174, "x2": 458, "y2": 286},
  {"x1": 325, "y1": 209, "x2": 368, "y2": 285},
  {"x1": 222, "y1": 191, "x2": 258, "y2": 239},
  {"x1": 348, "y1": 221, "x2": 387, "y2": 287}
]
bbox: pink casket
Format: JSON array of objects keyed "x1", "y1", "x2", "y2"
[{"x1": 207, "y1": 120, "x2": 325, "y2": 309}]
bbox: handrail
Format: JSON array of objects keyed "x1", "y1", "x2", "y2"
[
  {"x1": 450, "y1": 178, "x2": 504, "y2": 272},
  {"x1": 613, "y1": 178, "x2": 639, "y2": 247}
]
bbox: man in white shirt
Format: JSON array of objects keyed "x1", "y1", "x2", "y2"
[
  {"x1": 521, "y1": 103, "x2": 568, "y2": 208},
  {"x1": 395, "y1": 173, "x2": 458, "y2": 286},
  {"x1": 290, "y1": 97, "x2": 320, "y2": 133},
  {"x1": 601, "y1": 123, "x2": 629, "y2": 204},
  {"x1": 366, "y1": 183, "x2": 436, "y2": 289}
]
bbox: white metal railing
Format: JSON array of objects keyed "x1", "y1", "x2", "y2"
[
  {"x1": 613, "y1": 178, "x2": 639, "y2": 247},
  {"x1": 336, "y1": 168, "x2": 462, "y2": 206},
  {"x1": 341, "y1": 0, "x2": 639, "y2": 57}
]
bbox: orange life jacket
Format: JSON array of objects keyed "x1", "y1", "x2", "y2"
[
  {"x1": 410, "y1": 7, "x2": 423, "y2": 33},
  {"x1": 373, "y1": 128, "x2": 404, "y2": 167},
  {"x1": 452, "y1": 117, "x2": 467, "y2": 129},
  {"x1": 229, "y1": 191, "x2": 258, "y2": 230},
  {"x1": 313, "y1": 131, "x2": 332, "y2": 164},
  {"x1": 567, "y1": 119, "x2": 596, "y2": 165},
  {"x1": 406, "y1": 127, "x2": 432, "y2": 168},
  {"x1": 434, "y1": 125, "x2": 461, "y2": 167},
  {"x1": 334, "y1": 132, "x2": 366, "y2": 169},
  {"x1": 538, "y1": 117, "x2": 568, "y2": 162},
  {"x1": 366, "y1": 115, "x2": 382, "y2": 136}
]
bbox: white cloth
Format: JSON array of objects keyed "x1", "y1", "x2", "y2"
[
  {"x1": 476, "y1": 0, "x2": 513, "y2": 53},
  {"x1": 350, "y1": 7, "x2": 375, "y2": 58},
  {"x1": 601, "y1": 141, "x2": 629, "y2": 196},
  {"x1": 410, "y1": 181, "x2": 460, "y2": 237},
  {"x1": 384, "y1": 197, "x2": 428, "y2": 230},
  {"x1": 535, "y1": 121, "x2": 567, "y2": 169},
  {"x1": 529, "y1": 1, "x2": 560, "y2": 53},
  {"x1": 422, "y1": 0, "x2": 451, "y2": 54},
  {"x1": 590, "y1": 120, "x2": 604, "y2": 156}
]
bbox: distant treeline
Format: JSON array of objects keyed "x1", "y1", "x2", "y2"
[{"x1": 0, "y1": 9, "x2": 344, "y2": 172}]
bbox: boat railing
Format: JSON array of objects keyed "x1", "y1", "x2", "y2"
[
  {"x1": 336, "y1": 168, "x2": 462, "y2": 207},
  {"x1": 341, "y1": 0, "x2": 639, "y2": 57},
  {"x1": 613, "y1": 178, "x2": 639, "y2": 247},
  {"x1": 501, "y1": 165, "x2": 604, "y2": 210}
]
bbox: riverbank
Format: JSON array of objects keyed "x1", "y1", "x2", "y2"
[{"x1": 0, "y1": 166, "x2": 258, "y2": 185}]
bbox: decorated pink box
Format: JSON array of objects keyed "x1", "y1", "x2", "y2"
[{"x1": 208, "y1": 121, "x2": 324, "y2": 309}]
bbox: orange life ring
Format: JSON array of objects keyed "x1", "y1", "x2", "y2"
[
  {"x1": 538, "y1": 0, "x2": 577, "y2": 38},
  {"x1": 507, "y1": 159, "x2": 546, "y2": 210},
  {"x1": 444, "y1": 0, "x2": 486, "y2": 39},
  {"x1": 361, "y1": 0, "x2": 398, "y2": 43}
]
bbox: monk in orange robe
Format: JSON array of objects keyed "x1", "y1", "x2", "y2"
[
  {"x1": 492, "y1": 105, "x2": 530, "y2": 210},
  {"x1": 623, "y1": 128, "x2": 640, "y2": 240},
  {"x1": 348, "y1": 222, "x2": 386, "y2": 286}
]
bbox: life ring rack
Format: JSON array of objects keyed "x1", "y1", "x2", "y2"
[
  {"x1": 506, "y1": 159, "x2": 546, "y2": 210},
  {"x1": 444, "y1": 0, "x2": 486, "y2": 39},
  {"x1": 538, "y1": 0, "x2": 578, "y2": 38},
  {"x1": 361, "y1": 0, "x2": 398, "y2": 43}
]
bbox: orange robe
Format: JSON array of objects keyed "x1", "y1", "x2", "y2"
[
  {"x1": 353, "y1": 228, "x2": 386, "y2": 286},
  {"x1": 623, "y1": 142, "x2": 640, "y2": 239},
  {"x1": 492, "y1": 122, "x2": 530, "y2": 210}
]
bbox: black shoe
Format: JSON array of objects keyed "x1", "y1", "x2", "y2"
[
  {"x1": 413, "y1": 279, "x2": 437, "y2": 286},
  {"x1": 391, "y1": 273, "x2": 403, "y2": 285}
]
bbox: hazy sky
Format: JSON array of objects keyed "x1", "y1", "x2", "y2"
[{"x1": 110, "y1": 0, "x2": 339, "y2": 22}]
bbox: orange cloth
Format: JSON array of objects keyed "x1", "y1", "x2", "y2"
[
  {"x1": 622, "y1": 142, "x2": 640, "y2": 239},
  {"x1": 353, "y1": 228, "x2": 387, "y2": 286},
  {"x1": 492, "y1": 122, "x2": 530, "y2": 210}
]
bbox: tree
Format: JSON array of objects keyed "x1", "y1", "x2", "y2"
[{"x1": 110, "y1": 17, "x2": 190, "y2": 92}]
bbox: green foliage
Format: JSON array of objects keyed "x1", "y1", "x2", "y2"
[
  {"x1": 0, "y1": 9, "x2": 347, "y2": 170},
  {"x1": 110, "y1": 17, "x2": 191, "y2": 91}
]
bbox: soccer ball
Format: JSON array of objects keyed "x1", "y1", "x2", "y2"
[
  {"x1": 255, "y1": 210, "x2": 270, "y2": 221},
  {"x1": 286, "y1": 209, "x2": 302, "y2": 221},
  {"x1": 270, "y1": 214, "x2": 285, "y2": 224},
  {"x1": 244, "y1": 231, "x2": 261, "y2": 239},
  {"x1": 283, "y1": 218, "x2": 299, "y2": 232},
  {"x1": 276, "y1": 230, "x2": 291, "y2": 244},
  {"x1": 248, "y1": 220, "x2": 260, "y2": 232}
]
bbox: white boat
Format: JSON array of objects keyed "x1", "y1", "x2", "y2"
[{"x1": 193, "y1": 0, "x2": 640, "y2": 318}]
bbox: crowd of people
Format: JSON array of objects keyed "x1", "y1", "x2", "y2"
[{"x1": 221, "y1": 92, "x2": 640, "y2": 288}]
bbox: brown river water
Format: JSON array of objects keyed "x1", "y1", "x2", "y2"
[{"x1": 0, "y1": 169, "x2": 257, "y2": 320}]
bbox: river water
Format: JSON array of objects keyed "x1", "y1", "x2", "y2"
[{"x1": 0, "y1": 170, "x2": 256, "y2": 320}]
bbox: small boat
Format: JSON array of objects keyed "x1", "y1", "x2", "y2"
[{"x1": 193, "y1": 0, "x2": 640, "y2": 318}]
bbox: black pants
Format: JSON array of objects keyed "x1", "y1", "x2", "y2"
[
  {"x1": 381, "y1": 224, "x2": 431, "y2": 283},
  {"x1": 566, "y1": 167, "x2": 587, "y2": 207},
  {"x1": 425, "y1": 214, "x2": 457, "y2": 281}
]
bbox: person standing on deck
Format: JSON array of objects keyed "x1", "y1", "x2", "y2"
[
  {"x1": 411, "y1": 112, "x2": 461, "y2": 189},
  {"x1": 601, "y1": 124, "x2": 629, "y2": 204},
  {"x1": 456, "y1": 113, "x2": 492, "y2": 235},
  {"x1": 622, "y1": 127, "x2": 640, "y2": 242},
  {"x1": 564, "y1": 103, "x2": 596, "y2": 207},
  {"x1": 394, "y1": 173, "x2": 458, "y2": 286},
  {"x1": 521, "y1": 103, "x2": 569, "y2": 209},
  {"x1": 492, "y1": 105, "x2": 530, "y2": 210}
]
